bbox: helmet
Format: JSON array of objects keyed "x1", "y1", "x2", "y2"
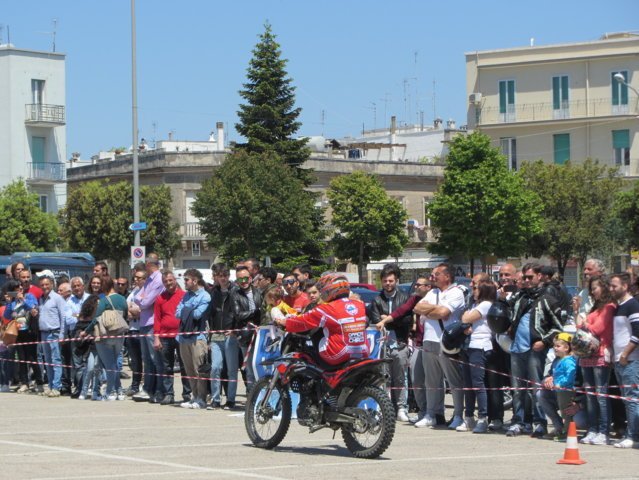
[
  {"x1": 441, "y1": 322, "x2": 472, "y2": 356},
  {"x1": 487, "y1": 301, "x2": 512, "y2": 334},
  {"x1": 571, "y1": 329, "x2": 600, "y2": 358},
  {"x1": 495, "y1": 333, "x2": 512, "y2": 353},
  {"x1": 316, "y1": 273, "x2": 350, "y2": 303}
]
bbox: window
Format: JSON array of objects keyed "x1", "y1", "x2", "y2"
[
  {"x1": 499, "y1": 80, "x2": 515, "y2": 122},
  {"x1": 612, "y1": 129, "x2": 630, "y2": 167},
  {"x1": 500, "y1": 137, "x2": 517, "y2": 170},
  {"x1": 552, "y1": 75, "x2": 569, "y2": 119},
  {"x1": 31, "y1": 136, "x2": 46, "y2": 167},
  {"x1": 423, "y1": 198, "x2": 432, "y2": 227},
  {"x1": 612, "y1": 71, "x2": 628, "y2": 115},
  {"x1": 185, "y1": 191, "x2": 198, "y2": 223},
  {"x1": 39, "y1": 195, "x2": 48, "y2": 213},
  {"x1": 31, "y1": 79, "x2": 45, "y2": 104},
  {"x1": 191, "y1": 241, "x2": 201, "y2": 257},
  {"x1": 553, "y1": 134, "x2": 570, "y2": 165}
]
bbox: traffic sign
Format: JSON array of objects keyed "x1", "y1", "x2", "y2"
[
  {"x1": 129, "y1": 222, "x2": 148, "y2": 231},
  {"x1": 130, "y1": 246, "x2": 146, "y2": 266}
]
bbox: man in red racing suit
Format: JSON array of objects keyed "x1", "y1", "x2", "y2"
[{"x1": 275, "y1": 273, "x2": 369, "y2": 366}]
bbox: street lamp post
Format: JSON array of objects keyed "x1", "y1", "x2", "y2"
[
  {"x1": 131, "y1": 0, "x2": 140, "y2": 247},
  {"x1": 614, "y1": 72, "x2": 639, "y2": 114}
]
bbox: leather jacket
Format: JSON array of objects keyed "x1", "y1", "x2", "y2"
[
  {"x1": 368, "y1": 289, "x2": 412, "y2": 343},
  {"x1": 230, "y1": 285, "x2": 263, "y2": 329},
  {"x1": 208, "y1": 283, "x2": 239, "y2": 332}
]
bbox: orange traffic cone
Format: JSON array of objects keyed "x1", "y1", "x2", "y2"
[{"x1": 557, "y1": 421, "x2": 586, "y2": 465}]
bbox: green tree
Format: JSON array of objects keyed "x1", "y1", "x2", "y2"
[
  {"x1": 60, "y1": 181, "x2": 180, "y2": 269},
  {"x1": 327, "y1": 171, "x2": 409, "y2": 282},
  {"x1": 428, "y1": 132, "x2": 541, "y2": 273},
  {"x1": 0, "y1": 180, "x2": 60, "y2": 254},
  {"x1": 192, "y1": 150, "x2": 324, "y2": 262},
  {"x1": 236, "y1": 22, "x2": 311, "y2": 184},
  {"x1": 612, "y1": 179, "x2": 639, "y2": 249},
  {"x1": 519, "y1": 159, "x2": 622, "y2": 274}
]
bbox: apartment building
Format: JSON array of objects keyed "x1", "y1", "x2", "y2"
[
  {"x1": 0, "y1": 44, "x2": 67, "y2": 211},
  {"x1": 466, "y1": 32, "x2": 638, "y2": 175}
]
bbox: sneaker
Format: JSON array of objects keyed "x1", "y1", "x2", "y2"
[
  {"x1": 40, "y1": 386, "x2": 51, "y2": 397},
  {"x1": 579, "y1": 431, "x2": 597, "y2": 445},
  {"x1": 522, "y1": 423, "x2": 533, "y2": 435},
  {"x1": 35, "y1": 385, "x2": 45, "y2": 394},
  {"x1": 409, "y1": 413, "x2": 425, "y2": 424},
  {"x1": 223, "y1": 402, "x2": 235, "y2": 410},
  {"x1": 488, "y1": 419, "x2": 503, "y2": 432},
  {"x1": 614, "y1": 438, "x2": 636, "y2": 449},
  {"x1": 180, "y1": 401, "x2": 193, "y2": 409},
  {"x1": 531, "y1": 423, "x2": 547, "y2": 438},
  {"x1": 590, "y1": 433, "x2": 609, "y2": 446},
  {"x1": 397, "y1": 409, "x2": 410, "y2": 422},
  {"x1": 160, "y1": 395, "x2": 175, "y2": 406},
  {"x1": 78, "y1": 394, "x2": 86, "y2": 401},
  {"x1": 448, "y1": 416, "x2": 464, "y2": 430},
  {"x1": 553, "y1": 432, "x2": 567, "y2": 442},
  {"x1": 506, "y1": 424, "x2": 523, "y2": 437},
  {"x1": 133, "y1": 390, "x2": 150, "y2": 402},
  {"x1": 106, "y1": 394, "x2": 117, "y2": 401},
  {"x1": 473, "y1": 418, "x2": 488, "y2": 434},
  {"x1": 190, "y1": 401, "x2": 205, "y2": 410},
  {"x1": 17, "y1": 384, "x2": 29, "y2": 394},
  {"x1": 47, "y1": 389, "x2": 61, "y2": 398},
  {"x1": 117, "y1": 393, "x2": 126, "y2": 401},
  {"x1": 415, "y1": 415, "x2": 436, "y2": 428},
  {"x1": 456, "y1": 416, "x2": 476, "y2": 432},
  {"x1": 125, "y1": 387, "x2": 139, "y2": 397},
  {"x1": 207, "y1": 402, "x2": 221, "y2": 410}
]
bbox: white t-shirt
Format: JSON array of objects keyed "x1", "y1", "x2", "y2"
[
  {"x1": 468, "y1": 300, "x2": 493, "y2": 351},
  {"x1": 420, "y1": 285, "x2": 466, "y2": 343}
]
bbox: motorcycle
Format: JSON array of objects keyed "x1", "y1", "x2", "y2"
[{"x1": 244, "y1": 330, "x2": 395, "y2": 459}]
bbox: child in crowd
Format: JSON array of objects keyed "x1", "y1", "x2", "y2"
[
  {"x1": 303, "y1": 280, "x2": 320, "y2": 313},
  {"x1": 263, "y1": 284, "x2": 297, "y2": 325},
  {"x1": 537, "y1": 332, "x2": 578, "y2": 440}
]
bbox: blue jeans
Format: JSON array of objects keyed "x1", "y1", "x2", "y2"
[
  {"x1": 0, "y1": 346, "x2": 14, "y2": 385},
  {"x1": 537, "y1": 388, "x2": 588, "y2": 432},
  {"x1": 462, "y1": 348, "x2": 488, "y2": 418},
  {"x1": 510, "y1": 349, "x2": 547, "y2": 426},
  {"x1": 41, "y1": 331, "x2": 63, "y2": 391},
  {"x1": 95, "y1": 338, "x2": 124, "y2": 396},
  {"x1": 581, "y1": 365, "x2": 611, "y2": 435},
  {"x1": 139, "y1": 325, "x2": 164, "y2": 397},
  {"x1": 211, "y1": 336, "x2": 240, "y2": 404},
  {"x1": 160, "y1": 337, "x2": 190, "y2": 398},
  {"x1": 614, "y1": 360, "x2": 639, "y2": 441}
]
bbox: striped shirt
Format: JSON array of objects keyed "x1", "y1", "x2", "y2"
[{"x1": 612, "y1": 296, "x2": 639, "y2": 362}]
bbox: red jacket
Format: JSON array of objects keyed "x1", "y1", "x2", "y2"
[
  {"x1": 153, "y1": 288, "x2": 185, "y2": 336},
  {"x1": 285, "y1": 297, "x2": 369, "y2": 365}
]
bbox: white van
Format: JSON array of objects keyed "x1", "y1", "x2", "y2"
[{"x1": 172, "y1": 268, "x2": 235, "y2": 289}]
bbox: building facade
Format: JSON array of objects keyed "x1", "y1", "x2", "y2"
[
  {"x1": 466, "y1": 33, "x2": 639, "y2": 175},
  {"x1": 0, "y1": 44, "x2": 67, "y2": 211},
  {"x1": 66, "y1": 150, "x2": 444, "y2": 277}
]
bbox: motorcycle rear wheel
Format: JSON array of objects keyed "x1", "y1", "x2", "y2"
[
  {"x1": 341, "y1": 386, "x2": 395, "y2": 459},
  {"x1": 245, "y1": 376, "x2": 292, "y2": 449}
]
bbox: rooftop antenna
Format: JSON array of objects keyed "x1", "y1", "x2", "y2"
[
  {"x1": 380, "y1": 93, "x2": 391, "y2": 128},
  {"x1": 151, "y1": 121, "x2": 157, "y2": 148},
  {"x1": 39, "y1": 19, "x2": 57, "y2": 52},
  {"x1": 432, "y1": 78, "x2": 437, "y2": 121},
  {"x1": 320, "y1": 110, "x2": 325, "y2": 137},
  {"x1": 0, "y1": 24, "x2": 4, "y2": 44}
]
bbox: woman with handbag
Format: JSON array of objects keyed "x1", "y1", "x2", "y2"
[
  {"x1": 2, "y1": 280, "x2": 42, "y2": 394},
  {"x1": 81, "y1": 277, "x2": 128, "y2": 401},
  {"x1": 576, "y1": 275, "x2": 615, "y2": 446}
]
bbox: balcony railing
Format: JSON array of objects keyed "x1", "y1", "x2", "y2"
[
  {"x1": 406, "y1": 225, "x2": 434, "y2": 243},
  {"x1": 27, "y1": 162, "x2": 66, "y2": 183},
  {"x1": 25, "y1": 104, "x2": 66, "y2": 125},
  {"x1": 476, "y1": 96, "x2": 638, "y2": 125},
  {"x1": 182, "y1": 222, "x2": 205, "y2": 239}
]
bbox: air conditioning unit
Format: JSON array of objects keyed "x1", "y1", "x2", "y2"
[{"x1": 469, "y1": 92, "x2": 483, "y2": 104}]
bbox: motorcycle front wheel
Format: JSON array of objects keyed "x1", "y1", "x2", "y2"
[
  {"x1": 341, "y1": 386, "x2": 395, "y2": 459},
  {"x1": 245, "y1": 376, "x2": 292, "y2": 449}
]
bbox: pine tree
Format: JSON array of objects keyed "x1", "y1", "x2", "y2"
[{"x1": 236, "y1": 22, "x2": 311, "y2": 184}]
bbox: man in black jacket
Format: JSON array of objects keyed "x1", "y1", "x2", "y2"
[
  {"x1": 230, "y1": 265, "x2": 263, "y2": 396},
  {"x1": 368, "y1": 263, "x2": 413, "y2": 422},
  {"x1": 506, "y1": 262, "x2": 563, "y2": 438},
  {"x1": 208, "y1": 263, "x2": 240, "y2": 409}
]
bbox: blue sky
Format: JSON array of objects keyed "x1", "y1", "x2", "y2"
[{"x1": 3, "y1": 1, "x2": 637, "y2": 158}]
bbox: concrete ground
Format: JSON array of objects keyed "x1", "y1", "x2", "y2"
[{"x1": 0, "y1": 387, "x2": 636, "y2": 480}]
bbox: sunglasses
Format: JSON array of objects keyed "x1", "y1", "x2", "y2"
[
  {"x1": 134, "y1": 275, "x2": 145, "y2": 280},
  {"x1": 116, "y1": 282, "x2": 127, "y2": 286},
  {"x1": 523, "y1": 275, "x2": 535, "y2": 281},
  {"x1": 236, "y1": 276, "x2": 250, "y2": 283},
  {"x1": 283, "y1": 279, "x2": 296, "y2": 286}
]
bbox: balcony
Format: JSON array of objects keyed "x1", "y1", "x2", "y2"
[
  {"x1": 25, "y1": 104, "x2": 66, "y2": 126},
  {"x1": 26, "y1": 162, "x2": 66, "y2": 184},
  {"x1": 182, "y1": 222, "x2": 205, "y2": 240},
  {"x1": 476, "y1": 96, "x2": 638, "y2": 126},
  {"x1": 406, "y1": 225, "x2": 434, "y2": 244}
]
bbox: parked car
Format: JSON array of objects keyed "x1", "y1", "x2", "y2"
[
  {"x1": 350, "y1": 287, "x2": 380, "y2": 307},
  {"x1": 349, "y1": 282, "x2": 377, "y2": 291}
]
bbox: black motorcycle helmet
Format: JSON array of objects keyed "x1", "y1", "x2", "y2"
[
  {"x1": 441, "y1": 322, "x2": 472, "y2": 356},
  {"x1": 487, "y1": 301, "x2": 512, "y2": 334}
]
